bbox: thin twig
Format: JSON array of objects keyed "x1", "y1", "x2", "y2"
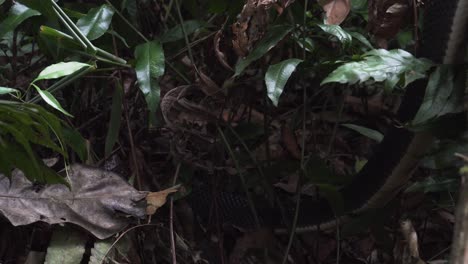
[
  {"x1": 281, "y1": 1, "x2": 308, "y2": 262},
  {"x1": 170, "y1": 163, "x2": 181, "y2": 264},
  {"x1": 174, "y1": 0, "x2": 200, "y2": 76},
  {"x1": 105, "y1": 0, "x2": 149, "y2": 42}
]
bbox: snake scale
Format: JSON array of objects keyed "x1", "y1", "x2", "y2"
[{"x1": 183, "y1": 0, "x2": 468, "y2": 233}]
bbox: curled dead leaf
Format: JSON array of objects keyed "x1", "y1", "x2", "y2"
[
  {"x1": 214, "y1": 30, "x2": 234, "y2": 71},
  {"x1": 231, "y1": 0, "x2": 269, "y2": 57},
  {"x1": 281, "y1": 124, "x2": 301, "y2": 159},
  {"x1": 197, "y1": 70, "x2": 221, "y2": 96},
  {"x1": 368, "y1": 0, "x2": 410, "y2": 42},
  {"x1": 146, "y1": 185, "x2": 180, "y2": 216},
  {"x1": 319, "y1": 0, "x2": 351, "y2": 25}
]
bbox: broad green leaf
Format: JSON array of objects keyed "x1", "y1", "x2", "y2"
[
  {"x1": 39, "y1": 25, "x2": 80, "y2": 45},
  {"x1": 349, "y1": 31, "x2": 373, "y2": 49},
  {"x1": 0, "y1": 87, "x2": 19, "y2": 95},
  {"x1": 62, "y1": 127, "x2": 87, "y2": 162},
  {"x1": 0, "y1": 2, "x2": 41, "y2": 39},
  {"x1": 105, "y1": 84, "x2": 123, "y2": 157},
  {"x1": 35, "y1": 62, "x2": 91, "y2": 81},
  {"x1": 235, "y1": 25, "x2": 293, "y2": 76},
  {"x1": 321, "y1": 49, "x2": 433, "y2": 91},
  {"x1": 17, "y1": 0, "x2": 56, "y2": 19},
  {"x1": 406, "y1": 177, "x2": 458, "y2": 193},
  {"x1": 0, "y1": 103, "x2": 76, "y2": 184},
  {"x1": 33, "y1": 84, "x2": 73, "y2": 117},
  {"x1": 342, "y1": 123, "x2": 383, "y2": 142},
  {"x1": 0, "y1": 0, "x2": 5, "y2": 5},
  {"x1": 318, "y1": 24, "x2": 352, "y2": 45},
  {"x1": 160, "y1": 20, "x2": 208, "y2": 43},
  {"x1": 76, "y1": 5, "x2": 115, "y2": 41},
  {"x1": 134, "y1": 40, "x2": 165, "y2": 126},
  {"x1": 412, "y1": 65, "x2": 465, "y2": 126},
  {"x1": 265, "y1": 59, "x2": 303, "y2": 106}
]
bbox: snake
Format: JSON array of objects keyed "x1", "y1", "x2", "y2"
[{"x1": 187, "y1": 0, "x2": 468, "y2": 233}]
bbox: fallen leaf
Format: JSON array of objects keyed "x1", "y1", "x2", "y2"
[
  {"x1": 319, "y1": 0, "x2": 351, "y2": 25},
  {"x1": 214, "y1": 30, "x2": 234, "y2": 71},
  {"x1": 197, "y1": 71, "x2": 221, "y2": 96},
  {"x1": 368, "y1": 0, "x2": 409, "y2": 41},
  {"x1": 282, "y1": 124, "x2": 301, "y2": 159},
  {"x1": 0, "y1": 164, "x2": 146, "y2": 239},
  {"x1": 146, "y1": 185, "x2": 180, "y2": 215}
]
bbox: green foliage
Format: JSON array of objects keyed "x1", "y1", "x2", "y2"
[
  {"x1": 160, "y1": 20, "x2": 209, "y2": 43},
  {"x1": 235, "y1": 24, "x2": 293, "y2": 76},
  {"x1": 265, "y1": 58, "x2": 303, "y2": 106},
  {"x1": 321, "y1": 49, "x2": 433, "y2": 91},
  {"x1": 134, "y1": 40, "x2": 165, "y2": 126},
  {"x1": 76, "y1": 4, "x2": 115, "y2": 41},
  {"x1": 342, "y1": 124, "x2": 383, "y2": 142},
  {"x1": 0, "y1": 2, "x2": 40, "y2": 39},
  {"x1": 318, "y1": 24, "x2": 352, "y2": 45},
  {"x1": 105, "y1": 83, "x2": 123, "y2": 157},
  {"x1": 411, "y1": 65, "x2": 465, "y2": 127},
  {"x1": 35, "y1": 61, "x2": 92, "y2": 81},
  {"x1": 0, "y1": 102, "x2": 85, "y2": 184}
]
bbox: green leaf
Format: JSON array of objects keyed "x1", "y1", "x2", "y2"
[
  {"x1": 0, "y1": 2, "x2": 41, "y2": 39},
  {"x1": 342, "y1": 123, "x2": 383, "y2": 142},
  {"x1": 33, "y1": 84, "x2": 73, "y2": 117},
  {"x1": 105, "y1": 84, "x2": 123, "y2": 157},
  {"x1": 321, "y1": 49, "x2": 433, "y2": 91},
  {"x1": 160, "y1": 20, "x2": 208, "y2": 43},
  {"x1": 0, "y1": 0, "x2": 5, "y2": 6},
  {"x1": 318, "y1": 24, "x2": 352, "y2": 45},
  {"x1": 265, "y1": 58, "x2": 302, "y2": 106},
  {"x1": 0, "y1": 87, "x2": 19, "y2": 95},
  {"x1": 349, "y1": 31, "x2": 373, "y2": 49},
  {"x1": 411, "y1": 65, "x2": 465, "y2": 126},
  {"x1": 62, "y1": 127, "x2": 87, "y2": 162},
  {"x1": 17, "y1": 0, "x2": 56, "y2": 19},
  {"x1": 35, "y1": 62, "x2": 91, "y2": 81},
  {"x1": 76, "y1": 5, "x2": 115, "y2": 41},
  {"x1": 406, "y1": 177, "x2": 458, "y2": 193},
  {"x1": 235, "y1": 24, "x2": 293, "y2": 76},
  {"x1": 134, "y1": 40, "x2": 165, "y2": 126}
]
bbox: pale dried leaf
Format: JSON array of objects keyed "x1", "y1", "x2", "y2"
[
  {"x1": 0, "y1": 164, "x2": 146, "y2": 239},
  {"x1": 281, "y1": 124, "x2": 301, "y2": 159},
  {"x1": 320, "y1": 0, "x2": 351, "y2": 25},
  {"x1": 214, "y1": 30, "x2": 233, "y2": 71},
  {"x1": 368, "y1": 0, "x2": 410, "y2": 40},
  {"x1": 146, "y1": 185, "x2": 180, "y2": 215},
  {"x1": 197, "y1": 71, "x2": 221, "y2": 96}
]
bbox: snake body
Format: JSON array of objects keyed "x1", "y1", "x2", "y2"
[{"x1": 189, "y1": 0, "x2": 468, "y2": 232}]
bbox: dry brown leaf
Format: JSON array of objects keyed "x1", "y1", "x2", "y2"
[
  {"x1": 231, "y1": 0, "x2": 269, "y2": 57},
  {"x1": 146, "y1": 185, "x2": 180, "y2": 216},
  {"x1": 319, "y1": 0, "x2": 351, "y2": 25},
  {"x1": 197, "y1": 71, "x2": 221, "y2": 96},
  {"x1": 368, "y1": 0, "x2": 410, "y2": 42},
  {"x1": 0, "y1": 164, "x2": 146, "y2": 239},
  {"x1": 214, "y1": 30, "x2": 233, "y2": 71},
  {"x1": 281, "y1": 124, "x2": 301, "y2": 159}
]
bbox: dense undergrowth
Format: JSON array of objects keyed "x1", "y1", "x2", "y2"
[{"x1": 0, "y1": 0, "x2": 466, "y2": 263}]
